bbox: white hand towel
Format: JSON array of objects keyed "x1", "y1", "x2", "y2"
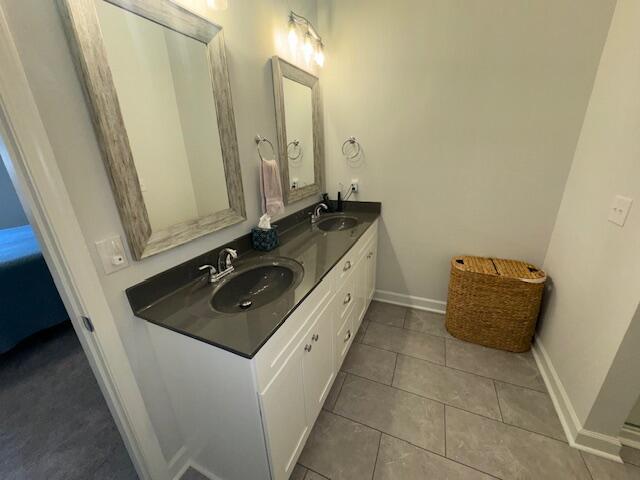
[{"x1": 260, "y1": 158, "x2": 284, "y2": 216}]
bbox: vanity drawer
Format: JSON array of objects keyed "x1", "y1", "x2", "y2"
[
  {"x1": 336, "y1": 253, "x2": 356, "y2": 283},
  {"x1": 336, "y1": 271, "x2": 356, "y2": 321},
  {"x1": 254, "y1": 276, "x2": 333, "y2": 393},
  {"x1": 334, "y1": 302, "x2": 355, "y2": 370}
]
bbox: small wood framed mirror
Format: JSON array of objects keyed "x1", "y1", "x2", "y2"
[
  {"x1": 271, "y1": 56, "x2": 324, "y2": 205},
  {"x1": 57, "y1": 0, "x2": 246, "y2": 259}
]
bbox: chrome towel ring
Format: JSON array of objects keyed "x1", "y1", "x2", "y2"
[
  {"x1": 287, "y1": 139, "x2": 302, "y2": 161},
  {"x1": 255, "y1": 134, "x2": 275, "y2": 161},
  {"x1": 342, "y1": 136, "x2": 361, "y2": 159}
]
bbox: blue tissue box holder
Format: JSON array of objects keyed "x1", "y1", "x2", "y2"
[{"x1": 251, "y1": 227, "x2": 279, "y2": 251}]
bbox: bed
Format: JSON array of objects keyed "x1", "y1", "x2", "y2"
[{"x1": 0, "y1": 225, "x2": 68, "y2": 353}]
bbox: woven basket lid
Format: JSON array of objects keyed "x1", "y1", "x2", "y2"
[{"x1": 452, "y1": 256, "x2": 546, "y2": 283}]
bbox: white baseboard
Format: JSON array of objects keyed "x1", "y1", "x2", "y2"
[
  {"x1": 171, "y1": 457, "x2": 223, "y2": 480},
  {"x1": 620, "y1": 425, "x2": 640, "y2": 449},
  {"x1": 532, "y1": 336, "x2": 622, "y2": 462},
  {"x1": 188, "y1": 461, "x2": 223, "y2": 480},
  {"x1": 169, "y1": 446, "x2": 190, "y2": 480},
  {"x1": 373, "y1": 289, "x2": 446, "y2": 314}
]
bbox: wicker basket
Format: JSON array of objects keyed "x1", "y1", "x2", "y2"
[{"x1": 445, "y1": 256, "x2": 546, "y2": 352}]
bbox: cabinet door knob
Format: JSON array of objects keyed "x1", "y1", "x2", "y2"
[
  {"x1": 344, "y1": 329, "x2": 352, "y2": 342},
  {"x1": 344, "y1": 293, "x2": 352, "y2": 305},
  {"x1": 343, "y1": 260, "x2": 352, "y2": 271},
  {"x1": 312, "y1": 333, "x2": 319, "y2": 342},
  {"x1": 367, "y1": 251, "x2": 374, "y2": 259},
  {"x1": 304, "y1": 344, "x2": 312, "y2": 352}
]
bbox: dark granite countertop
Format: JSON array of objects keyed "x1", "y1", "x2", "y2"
[{"x1": 127, "y1": 202, "x2": 380, "y2": 359}]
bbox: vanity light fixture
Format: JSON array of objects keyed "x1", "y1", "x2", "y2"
[{"x1": 287, "y1": 11, "x2": 325, "y2": 67}]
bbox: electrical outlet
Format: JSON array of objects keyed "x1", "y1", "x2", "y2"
[
  {"x1": 608, "y1": 195, "x2": 633, "y2": 227},
  {"x1": 350, "y1": 179, "x2": 359, "y2": 193},
  {"x1": 95, "y1": 235, "x2": 129, "y2": 274}
]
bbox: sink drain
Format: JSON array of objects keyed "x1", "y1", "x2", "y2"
[{"x1": 239, "y1": 300, "x2": 253, "y2": 309}]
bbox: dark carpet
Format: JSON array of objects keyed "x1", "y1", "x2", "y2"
[{"x1": 0, "y1": 321, "x2": 137, "y2": 479}]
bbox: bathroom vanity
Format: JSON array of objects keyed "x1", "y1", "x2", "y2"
[{"x1": 127, "y1": 204, "x2": 379, "y2": 480}]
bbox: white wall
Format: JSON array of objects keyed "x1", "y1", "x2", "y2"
[
  {"x1": 537, "y1": 0, "x2": 640, "y2": 444},
  {"x1": 318, "y1": 0, "x2": 616, "y2": 304},
  {"x1": 0, "y1": 0, "x2": 319, "y2": 466}
]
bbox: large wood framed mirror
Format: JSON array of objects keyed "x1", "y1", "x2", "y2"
[
  {"x1": 271, "y1": 56, "x2": 324, "y2": 205},
  {"x1": 57, "y1": 0, "x2": 245, "y2": 259}
]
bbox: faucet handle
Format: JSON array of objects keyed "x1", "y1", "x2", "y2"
[
  {"x1": 199, "y1": 264, "x2": 216, "y2": 274},
  {"x1": 227, "y1": 249, "x2": 238, "y2": 265}
]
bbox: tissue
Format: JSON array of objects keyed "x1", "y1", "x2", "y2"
[{"x1": 258, "y1": 214, "x2": 271, "y2": 229}]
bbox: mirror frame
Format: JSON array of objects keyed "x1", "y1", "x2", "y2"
[
  {"x1": 271, "y1": 56, "x2": 324, "y2": 205},
  {"x1": 57, "y1": 0, "x2": 246, "y2": 260}
]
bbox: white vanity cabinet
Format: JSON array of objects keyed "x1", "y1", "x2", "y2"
[
  {"x1": 145, "y1": 219, "x2": 378, "y2": 480},
  {"x1": 255, "y1": 220, "x2": 378, "y2": 480}
]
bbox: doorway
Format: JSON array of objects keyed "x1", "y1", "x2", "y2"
[{"x1": 0, "y1": 154, "x2": 137, "y2": 479}]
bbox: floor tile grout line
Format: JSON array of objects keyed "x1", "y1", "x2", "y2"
[
  {"x1": 304, "y1": 466, "x2": 329, "y2": 479},
  {"x1": 443, "y1": 336, "x2": 447, "y2": 368},
  {"x1": 367, "y1": 318, "x2": 544, "y2": 384},
  {"x1": 444, "y1": 404, "x2": 447, "y2": 458},
  {"x1": 578, "y1": 451, "x2": 595, "y2": 480},
  {"x1": 370, "y1": 429, "x2": 383, "y2": 480},
  {"x1": 360, "y1": 337, "x2": 547, "y2": 395},
  {"x1": 360, "y1": 338, "x2": 446, "y2": 366},
  {"x1": 341, "y1": 369, "x2": 503, "y2": 423},
  {"x1": 493, "y1": 380, "x2": 505, "y2": 423},
  {"x1": 401, "y1": 305, "x2": 409, "y2": 329},
  {"x1": 335, "y1": 370, "x2": 570, "y2": 445},
  {"x1": 389, "y1": 352, "x2": 399, "y2": 386},
  {"x1": 325, "y1": 410, "x2": 503, "y2": 480},
  {"x1": 330, "y1": 372, "x2": 349, "y2": 413}
]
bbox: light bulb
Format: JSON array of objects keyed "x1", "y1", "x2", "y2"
[
  {"x1": 315, "y1": 44, "x2": 325, "y2": 67},
  {"x1": 303, "y1": 31, "x2": 313, "y2": 62},
  {"x1": 207, "y1": 0, "x2": 228, "y2": 9},
  {"x1": 287, "y1": 20, "x2": 298, "y2": 50}
]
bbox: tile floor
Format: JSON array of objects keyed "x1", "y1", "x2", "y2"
[{"x1": 293, "y1": 301, "x2": 640, "y2": 480}]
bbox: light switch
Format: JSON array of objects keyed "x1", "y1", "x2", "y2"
[
  {"x1": 608, "y1": 195, "x2": 633, "y2": 227},
  {"x1": 95, "y1": 235, "x2": 129, "y2": 274}
]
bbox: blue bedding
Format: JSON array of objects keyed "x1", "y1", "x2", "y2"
[{"x1": 0, "y1": 225, "x2": 68, "y2": 353}]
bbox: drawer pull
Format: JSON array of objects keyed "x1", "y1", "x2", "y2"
[
  {"x1": 344, "y1": 293, "x2": 352, "y2": 305},
  {"x1": 304, "y1": 344, "x2": 312, "y2": 352},
  {"x1": 344, "y1": 329, "x2": 352, "y2": 342},
  {"x1": 343, "y1": 260, "x2": 352, "y2": 271},
  {"x1": 367, "y1": 251, "x2": 374, "y2": 259},
  {"x1": 312, "y1": 333, "x2": 319, "y2": 342}
]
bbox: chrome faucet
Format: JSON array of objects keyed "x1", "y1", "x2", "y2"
[
  {"x1": 198, "y1": 248, "x2": 238, "y2": 284},
  {"x1": 311, "y1": 203, "x2": 329, "y2": 223},
  {"x1": 218, "y1": 248, "x2": 238, "y2": 274},
  {"x1": 198, "y1": 264, "x2": 218, "y2": 284}
]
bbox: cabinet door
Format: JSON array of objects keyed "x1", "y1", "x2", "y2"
[
  {"x1": 302, "y1": 301, "x2": 335, "y2": 425},
  {"x1": 365, "y1": 237, "x2": 377, "y2": 303},
  {"x1": 353, "y1": 255, "x2": 368, "y2": 328},
  {"x1": 260, "y1": 339, "x2": 308, "y2": 480}
]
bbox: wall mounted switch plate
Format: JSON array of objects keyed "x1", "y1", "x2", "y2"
[
  {"x1": 608, "y1": 195, "x2": 633, "y2": 227},
  {"x1": 95, "y1": 235, "x2": 129, "y2": 274}
]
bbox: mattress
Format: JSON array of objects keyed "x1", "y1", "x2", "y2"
[{"x1": 0, "y1": 225, "x2": 69, "y2": 353}]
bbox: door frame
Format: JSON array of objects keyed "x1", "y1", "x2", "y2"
[{"x1": 0, "y1": 6, "x2": 168, "y2": 480}]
